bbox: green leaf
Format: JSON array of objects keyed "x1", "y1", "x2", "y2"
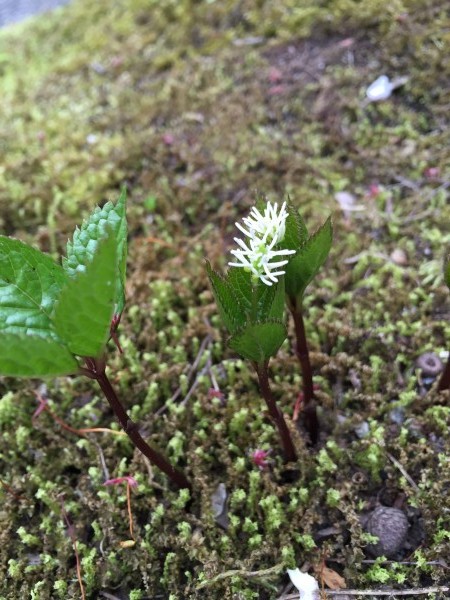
[
  {"x1": 229, "y1": 321, "x2": 287, "y2": 363},
  {"x1": 227, "y1": 267, "x2": 252, "y2": 313},
  {"x1": 63, "y1": 189, "x2": 127, "y2": 315},
  {"x1": 266, "y1": 278, "x2": 285, "y2": 321},
  {"x1": 206, "y1": 262, "x2": 245, "y2": 334},
  {"x1": 0, "y1": 332, "x2": 78, "y2": 376},
  {"x1": 0, "y1": 236, "x2": 66, "y2": 339},
  {"x1": 285, "y1": 217, "x2": 332, "y2": 302},
  {"x1": 444, "y1": 255, "x2": 450, "y2": 290},
  {"x1": 254, "y1": 278, "x2": 285, "y2": 322},
  {"x1": 282, "y1": 201, "x2": 308, "y2": 250},
  {"x1": 54, "y1": 231, "x2": 117, "y2": 357}
]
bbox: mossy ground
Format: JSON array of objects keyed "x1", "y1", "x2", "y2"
[{"x1": 0, "y1": 0, "x2": 449, "y2": 598}]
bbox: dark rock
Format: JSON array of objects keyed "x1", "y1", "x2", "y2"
[
  {"x1": 416, "y1": 352, "x2": 443, "y2": 377},
  {"x1": 365, "y1": 506, "x2": 409, "y2": 557},
  {"x1": 389, "y1": 406, "x2": 405, "y2": 425},
  {"x1": 211, "y1": 483, "x2": 228, "y2": 529}
]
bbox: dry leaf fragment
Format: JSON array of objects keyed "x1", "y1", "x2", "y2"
[
  {"x1": 119, "y1": 540, "x2": 136, "y2": 548},
  {"x1": 316, "y1": 565, "x2": 347, "y2": 590}
]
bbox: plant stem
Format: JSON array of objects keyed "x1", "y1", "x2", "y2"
[
  {"x1": 255, "y1": 361, "x2": 297, "y2": 462},
  {"x1": 289, "y1": 298, "x2": 319, "y2": 444},
  {"x1": 438, "y1": 353, "x2": 450, "y2": 391},
  {"x1": 85, "y1": 358, "x2": 191, "y2": 491}
]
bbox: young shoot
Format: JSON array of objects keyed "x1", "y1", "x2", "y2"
[
  {"x1": 0, "y1": 190, "x2": 190, "y2": 492},
  {"x1": 207, "y1": 200, "x2": 298, "y2": 462},
  {"x1": 279, "y1": 201, "x2": 333, "y2": 444}
]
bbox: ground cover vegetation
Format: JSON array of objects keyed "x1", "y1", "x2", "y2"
[{"x1": 0, "y1": 0, "x2": 448, "y2": 598}]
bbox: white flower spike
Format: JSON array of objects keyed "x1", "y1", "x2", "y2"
[
  {"x1": 229, "y1": 201, "x2": 295, "y2": 286},
  {"x1": 287, "y1": 568, "x2": 319, "y2": 600}
]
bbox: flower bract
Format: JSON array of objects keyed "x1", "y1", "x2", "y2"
[{"x1": 229, "y1": 201, "x2": 295, "y2": 286}]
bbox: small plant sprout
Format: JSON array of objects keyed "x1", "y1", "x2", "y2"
[
  {"x1": 438, "y1": 255, "x2": 450, "y2": 391},
  {"x1": 104, "y1": 475, "x2": 138, "y2": 544},
  {"x1": 0, "y1": 190, "x2": 190, "y2": 492},
  {"x1": 250, "y1": 448, "x2": 271, "y2": 471},
  {"x1": 60, "y1": 499, "x2": 86, "y2": 600},
  {"x1": 207, "y1": 200, "x2": 297, "y2": 462},
  {"x1": 279, "y1": 201, "x2": 332, "y2": 444}
]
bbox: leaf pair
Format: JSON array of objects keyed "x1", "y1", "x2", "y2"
[
  {"x1": 206, "y1": 263, "x2": 287, "y2": 363},
  {"x1": 0, "y1": 190, "x2": 127, "y2": 377},
  {"x1": 281, "y1": 203, "x2": 333, "y2": 305}
]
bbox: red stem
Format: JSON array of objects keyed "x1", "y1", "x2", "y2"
[
  {"x1": 85, "y1": 358, "x2": 191, "y2": 491},
  {"x1": 255, "y1": 361, "x2": 297, "y2": 462},
  {"x1": 289, "y1": 299, "x2": 319, "y2": 444}
]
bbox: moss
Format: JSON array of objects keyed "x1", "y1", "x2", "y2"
[{"x1": 0, "y1": 0, "x2": 449, "y2": 597}]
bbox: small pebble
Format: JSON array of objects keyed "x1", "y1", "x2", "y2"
[
  {"x1": 211, "y1": 483, "x2": 229, "y2": 529},
  {"x1": 354, "y1": 421, "x2": 370, "y2": 438},
  {"x1": 211, "y1": 483, "x2": 227, "y2": 518},
  {"x1": 390, "y1": 248, "x2": 408, "y2": 265},
  {"x1": 389, "y1": 406, "x2": 405, "y2": 425},
  {"x1": 365, "y1": 506, "x2": 409, "y2": 557},
  {"x1": 416, "y1": 352, "x2": 443, "y2": 377}
]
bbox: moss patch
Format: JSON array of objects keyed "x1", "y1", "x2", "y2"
[{"x1": 0, "y1": 0, "x2": 449, "y2": 598}]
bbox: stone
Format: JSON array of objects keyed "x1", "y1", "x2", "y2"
[{"x1": 365, "y1": 506, "x2": 409, "y2": 557}]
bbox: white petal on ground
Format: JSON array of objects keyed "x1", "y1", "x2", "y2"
[
  {"x1": 287, "y1": 568, "x2": 319, "y2": 600},
  {"x1": 366, "y1": 75, "x2": 394, "y2": 101}
]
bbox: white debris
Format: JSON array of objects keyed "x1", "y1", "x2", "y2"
[
  {"x1": 287, "y1": 568, "x2": 319, "y2": 600},
  {"x1": 366, "y1": 75, "x2": 394, "y2": 101},
  {"x1": 366, "y1": 75, "x2": 408, "y2": 102}
]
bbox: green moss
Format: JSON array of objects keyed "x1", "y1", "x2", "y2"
[{"x1": 0, "y1": 0, "x2": 449, "y2": 596}]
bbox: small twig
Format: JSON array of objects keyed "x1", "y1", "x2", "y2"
[
  {"x1": 33, "y1": 391, "x2": 125, "y2": 438},
  {"x1": 361, "y1": 559, "x2": 448, "y2": 567},
  {"x1": 141, "y1": 456, "x2": 165, "y2": 491},
  {"x1": 277, "y1": 587, "x2": 449, "y2": 599},
  {"x1": 385, "y1": 451, "x2": 419, "y2": 492},
  {"x1": 126, "y1": 481, "x2": 134, "y2": 539},
  {"x1": 327, "y1": 557, "x2": 447, "y2": 568},
  {"x1": 104, "y1": 476, "x2": 137, "y2": 542},
  {"x1": 94, "y1": 442, "x2": 110, "y2": 481},
  {"x1": 99, "y1": 593, "x2": 123, "y2": 600},
  {"x1": 0, "y1": 478, "x2": 24, "y2": 501},
  {"x1": 197, "y1": 564, "x2": 284, "y2": 589},
  {"x1": 208, "y1": 359, "x2": 220, "y2": 392},
  {"x1": 60, "y1": 503, "x2": 86, "y2": 600},
  {"x1": 155, "y1": 334, "x2": 212, "y2": 415}
]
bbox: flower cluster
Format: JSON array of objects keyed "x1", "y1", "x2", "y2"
[{"x1": 229, "y1": 201, "x2": 295, "y2": 286}]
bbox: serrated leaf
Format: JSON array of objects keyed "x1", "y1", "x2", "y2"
[
  {"x1": 227, "y1": 267, "x2": 252, "y2": 313},
  {"x1": 0, "y1": 236, "x2": 66, "y2": 339},
  {"x1": 444, "y1": 255, "x2": 450, "y2": 290},
  {"x1": 229, "y1": 320, "x2": 287, "y2": 363},
  {"x1": 254, "y1": 277, "x2": 285, "y2": 322},
  {"x1": 285, "y1": 217, "x2": 332, "y2": 302},
  {"x1": 266, "y1": 277, "x2": 285, "y2": 321},
  {"x1": 282, "y1": 201, "x2": 308, "y2": 250},
  {"x1": 54, "y1": 232, "x2": 117, "y2": 357},
  {"x1": 63, "y1": 189, "x2": 127, "y2": 314},
  {"x1": 0, "y1": 332, "x2": 78, "y2": 376},
  {"x1": 206, "y1": 261, "x2": 245, "y2": 334}
]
